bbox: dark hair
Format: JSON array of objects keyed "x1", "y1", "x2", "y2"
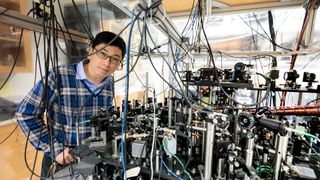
[{"x1": 91, "y1": 31, "x2": 126, "y2": 59}]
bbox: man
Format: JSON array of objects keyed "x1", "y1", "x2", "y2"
[{"x1": 16, "y1": 31, "x2": 126, "y2": 178}]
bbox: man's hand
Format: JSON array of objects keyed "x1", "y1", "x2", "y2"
[{"x1": 55, "y1": 148, "x2": 74, "y2": 165}]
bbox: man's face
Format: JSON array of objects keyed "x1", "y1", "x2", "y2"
[{"x1": 88, "y1": 44, "x2": 122, "y2": 79}]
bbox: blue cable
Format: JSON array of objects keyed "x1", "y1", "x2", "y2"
[
  {"x1": 182, "y1": 6, "x2": 198, "y2": 37},
  {"x1": 310, "y1": 140, "x2": 320, "y2": 151},
  {"x1": 79, "y1": 119, "x2": 91, "y2": 124},
  {"x1": 161, "y1": 160, "x2": 183, "y2": 180},
  {"x1": 160, "y1": 151, "x2": 183, "y2": 180},
  {"x1": 121, "y1": 9, "x2": 136, "y2": 180}
]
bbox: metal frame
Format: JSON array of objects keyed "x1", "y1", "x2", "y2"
[
  {"x1": 108, "y1": 0, "x2": 189, "y2": 51},
  {"x1": 169, "y1": 0, "x2": 306, "y2": 18},
  {"x1": 0, "y1": 6, "x2": 89, "y2": 43}
]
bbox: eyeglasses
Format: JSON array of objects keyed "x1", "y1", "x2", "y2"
[{"x1": 95, "y1": 49, "x2": 121, "y2": 64}]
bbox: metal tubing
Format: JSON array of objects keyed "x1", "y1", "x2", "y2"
[
  {"x1": 112, "y1": 139, "x2": 118, "y2": 158},
  {"x1": 216, "y1": 158, "x2": 225, "y2": 179},
  {"x1": 273, "y1": 107, "x2": 320, "y2": 116},
  {"x1": 145, "y1": 72, "x2": 148, "y2": 106},
  {"x1": 188, "y1": 108, "x2": 193, "y2": 156},
  {"x1": 244, "y1": 137, "x2": 255, "y2": 180},
  {"x1": 201, "y1": 121, "x2": 206, "y2": 161},
  {"x1": 155, "y1": 150, "x2": 160, "y2": 173},
  {"x1": 271, "y1": 104, "x2": 320, "y2": 116},
  {"x1": 274, "y1": 134, "x2": 289, "y2": 179},
  {"x1": 188, "y1": 125, "x2": 207, "y2": 132},
  {"x1": 168, "y1": 89, "x2": 173, "y2": 127},
  {"x1": 76, "y1": 121, "x2": 80, "y2": 146},
  {"x1": 204, "y1": 121, "x2": 216, "y2": 180}
]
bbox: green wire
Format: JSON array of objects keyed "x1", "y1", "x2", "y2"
[
  {"x1": 162, "y1": 137, "x2": 193, "y2": 180},
  {"x1": 256, "y1": 165, "x2": 273, "y2": 180},
  {"x1": 288, "y1": 128, "x2": 318, "y2": 140}
]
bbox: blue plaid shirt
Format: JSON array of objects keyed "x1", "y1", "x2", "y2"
[{"x1": 16, "y1": 62, "x2": 114, "y2": 157}]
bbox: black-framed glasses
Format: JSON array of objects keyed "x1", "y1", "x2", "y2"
[{"x1": 95, "y1": 49, "x2": 121, "y2": 64}]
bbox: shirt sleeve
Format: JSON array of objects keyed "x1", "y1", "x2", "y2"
[{"x1": 15, "y1": 70, "x2": 64, "y2": 157}]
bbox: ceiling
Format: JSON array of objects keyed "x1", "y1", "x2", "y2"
[{"x1": 162, "y1": 0, "x2": 306, "y2": 17}]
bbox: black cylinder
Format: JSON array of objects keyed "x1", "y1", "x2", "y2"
[{"x1": 257, "y1": 118, "x2": 287, "y2": 135}]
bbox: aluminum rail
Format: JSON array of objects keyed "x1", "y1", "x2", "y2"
[{"x1": 0, "y1": 6, "x2": 89, "y2": 43}]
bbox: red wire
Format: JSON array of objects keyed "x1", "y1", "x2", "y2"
[{"x1": 289, "y1": 0, "x2": 317, "y2": 70}]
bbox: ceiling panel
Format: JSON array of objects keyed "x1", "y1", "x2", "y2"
[
  {"x1": 162, "y1": 0, "x2": 195, "y2": 13},
  {"x1": 163, "y1": 0, "x2": 281, "y2": 13},
  {"x1": 219, "y1": 0, "x2": 278, "y2": 6},
  {"x1": 162, "y1": 0, "x2": 305, "y2": 17}
]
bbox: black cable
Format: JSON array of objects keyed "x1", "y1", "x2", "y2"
[
  {"x1": 29, "y1": 28, "x2": 44, "y2": 180},
  {"x1": 148, "y1": 15, "x2": 203, "y2": 107},
  {"x1": 145, "y1": 0, "x2": 162, "y2": 17},
  {"x1": 299, "y1": 53, "x2": 320, "y2": 71},
  {"x1": 57, "y1": 0, "x2": 81, "y2": 56},
  {"x1": 181, "y1": 0, "x2": 197, "y2": 35},
  {"x1": 181, "y1": 1, "x2": 200, "y2": 49},
  {"x1": 44, "y1": 2, "x2": 59, "y2": 171},
  {"x1": 42, "y1": 14, "x2": 141, "y2": 91},
  {"x1": 54, "y1": 19, "x2": 86, "y2": 59},
  {"x1": 24, "y1": 10, "x2": 49, "y2": 179},
  {"x1": 248, "y1": 18, "x2": 263, "y2": 107},
  {"x1": 20, "y1": 6, "x2": 81, "y2": 178},
  {"x1": 114, "y1": 36, "x2": 142, "y2": 83},
  {"x1": 22, "y1": 64, "x2": 56, "y2": 179},
  {"x1": 253, "y1": 13, "x2": 272, "y2": 43},
  {"x1": 143, "y1": 2, "x2": 191, "y2": 55},
  {"x1": 268, "y1": 11, "x2": 277, "y2": 52},
  {"x1": 0, "y1": 1, "x2": 36, "y2": 92},
  {"x1": 218, "y1": 51, "x2": 276, "y2": 59},
  {"x1": 306, "y1": 97, "x2": 320, "y2": 105},
  {"x1": 133, "y1": 68, "x2": 148, "y2": 89},
  {"x1": 0, "y1": 8, "x2": 9, "y2": 15},
  {"x1": 53, "y1": 6, "x2": 73, "y2": 168},
  {"x1": 0, "y1": 29, "x2": 24, "y2": 91},
  {"x1": 38, "y1": 15, "x2": 142, "y2": 177},
  {"x1": 153, "y1": 10, "x2": 230, "y2": 109},
  {"x1": 85, "y1": 0, "x2": 91, "y2": 32},
  {"x1": 146, "y1": 27, "x2": 189, "y2": 102},
  {"x1": 113, "y1": 11, "x2": 146, "y2": 83},
  {"x1": 24, "y1": 128, "x2": 72, "y2": 179},
  {"x1": 24, "y1": 63, "x2": 112, "y2": 179},
  {"x1": 119, "y1": 9, "x2": 137, "y2": 178},
  {"x1": 146, "y1": 14, "x2": 225, "y2": 109},
  {"x1": 97, "y1": 0, "x2": 104, "y2": 31},
  {"x1": 249, "y1": 14, "x2": 259, "y2": 51},
  {"x1": 66, "y1": 14, "x2": 144, "y2": 152},
  {"x1": 238, "y1": 15, "x2": 292, "y2": 51},
  {"x1": 43, "y1": 6, "x2": 57, "y2": 166},
  {"x1": 89, "y1": 13, "x2": 140, "y2": 59},
  {"x1": 143, "y1": 20, "x2": 189, "y2": 105},
  {"x1": 33, "y1": 32, "x2": 43, "y2": 85},
  {"x1": 281, "y1": 0, "x2": 316, "y2": 106},
  {"x1": 130, "y1": 49, "x2": 171, "y2": 97},
  {"x1": 24, "y1": 67, "x2": 58, "y2": 179},
  {"x1": 0, "y1": 124, "x2": 18, "y2": 145},
  {"x1": 31, "y1": 4, "x2": 70, "y2": 176},
  {"x1": 198, "y1": 1, "x2": 270, "y2": 107},
  {"x1": 71, "y1": 0, "x2": 94, "y2": 40}
]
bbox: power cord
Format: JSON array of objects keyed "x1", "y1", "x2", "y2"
[{"x1": 0, "y1": 124, "x2": 18, "y2": 145}]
